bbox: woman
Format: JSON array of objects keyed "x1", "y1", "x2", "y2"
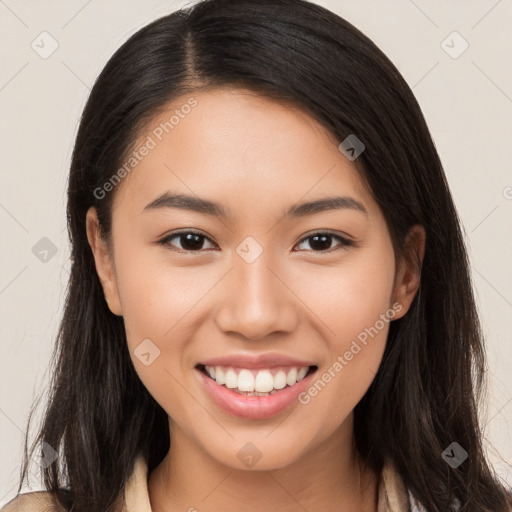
[{"x1": 3, "y1": 0, "x2": 511, "y2": 510}]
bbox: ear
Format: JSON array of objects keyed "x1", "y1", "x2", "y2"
[
  {"x1": 85, "y1": 207, "x2": 123, "y2": 316},
  {"x1": 391, "y1": 224, "x2": 426, "y2": 320}
]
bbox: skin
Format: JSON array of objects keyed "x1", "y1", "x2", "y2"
[{"x1": 86, "y1": 87, "x2": 425, "y2": 512}]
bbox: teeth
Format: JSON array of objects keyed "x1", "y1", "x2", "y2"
[
  {"x1": 273, "y1": 371, "x2": 287, "y2": 390},
  {"x1": 215, "y1": 367, "x2": 226, "y2": 386},
  {"x1": 225, "y1": 369, "x2": 238, "y2": 389},
  {"x1": 297, "y1": 367, "x2": 308, "y2": 381},
  {"x1": 238, "y1": 369, "x2": 255, "y2": 392},
  {"x1": 286, "y1": 368, "x2": 297, "y2": 386},
  {"x1": 204, "y1": 365, "x2": 311, "y2": 393}
]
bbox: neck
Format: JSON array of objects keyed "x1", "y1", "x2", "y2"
[{"x1": 148, "y1": 415, "x2": 378, "y2": 512}]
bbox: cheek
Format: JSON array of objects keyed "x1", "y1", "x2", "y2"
[
  {"x1": 293, "y1": 242, "x2": 395, "y2": 417},
  {"x1": 113, "y1": 238, "x2": 210, "y2": 346},
  {"x1": 113, "y1": 250, "x2": 205, "y2": 414},
  {"x1": 113, "y1": 245, "x2": 223, "y2": 398},
  {"x1": 294, "y1": 241, "x2": 396, "y2": 348}
]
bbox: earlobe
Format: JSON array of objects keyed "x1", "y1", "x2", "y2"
[
  {"x1": 392, "y1": 224, "x2": 426, "y2": 320},
  {"x1": 85, "y1": 207, "x2": 123, "y2": 316}
]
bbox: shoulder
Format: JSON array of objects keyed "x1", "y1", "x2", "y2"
[{"x1": 1, "y1": 491, "x2": 67, "y2": 512}]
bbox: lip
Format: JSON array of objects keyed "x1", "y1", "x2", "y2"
[
  {"x1": 198, "y1": 352, "x2": 317, "y2": 369},
  {"x1": 195, "y1": 364, "x2": 318, "y2": 420}
]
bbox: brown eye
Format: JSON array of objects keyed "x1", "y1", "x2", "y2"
[
  {"x1": 294, "y1": 232, "x2": 353, "y2": 252},
  {"x1": 158, "y1": 231, "x2": 216, "y2": 252}
]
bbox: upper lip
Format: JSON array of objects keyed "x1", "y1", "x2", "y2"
[{"x1": 198, "y1": 352, "x2": 317, "y2": 369}]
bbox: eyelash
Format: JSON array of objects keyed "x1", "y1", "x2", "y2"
[{"x1": 157, "y1": 230, "x2": 354, "y2": 254}]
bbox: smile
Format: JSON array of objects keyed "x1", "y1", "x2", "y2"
[
  {"x1": 201, "y1": 364, "x2": 312, "y2": 395},
  {"x1": 195, "y1": 364, "x2": 318, "y2": 419}
]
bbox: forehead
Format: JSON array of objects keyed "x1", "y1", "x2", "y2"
[{"x1": 111, "y1": 87, "x2": 375, "y2": 221}]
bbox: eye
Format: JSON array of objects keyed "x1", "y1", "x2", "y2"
[
  {"x1": 294, "y1": 231, "x2": 353, "y2": 252},
  {"x1": 157, "y1": 230, "x2": 353, "y2": 254},
  {"x1": 157, "y1": 231, "x2": 217, "y2": 252}
]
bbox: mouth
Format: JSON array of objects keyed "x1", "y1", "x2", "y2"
[
  {"x1": 195, "y1": 363, "x2": 318, "y2": 396},
  {"x1": 194, "y1": 363, "x2": 319, "y2": 419}
]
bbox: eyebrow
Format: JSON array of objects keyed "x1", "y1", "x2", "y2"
[{"x1": 142, "y1": 191, "x2": 368, "y2": 218}]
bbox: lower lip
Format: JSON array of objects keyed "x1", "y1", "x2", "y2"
[{"x1": 195, "y1": 366, "x2": 317, "y2": 420}]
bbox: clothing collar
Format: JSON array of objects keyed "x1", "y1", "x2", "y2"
[{"x1": 124, "y1": 454, "x2": 416, "y2": 511}]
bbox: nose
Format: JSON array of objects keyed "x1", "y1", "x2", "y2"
[{"x1": 214, "y1": 254, "x2": 299, "y2": 341}]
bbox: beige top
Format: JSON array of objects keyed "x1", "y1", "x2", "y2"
[{"x1": 1, "y1": 455, "x2": 421, "y2": 511}]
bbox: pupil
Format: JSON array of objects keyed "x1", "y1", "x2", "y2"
[
  {"x1": 182, "y1": 233, "x2": 203, "y2": 250},
  {"x1": 310, "y1": 234, "x2": 331, "y2": 251}
]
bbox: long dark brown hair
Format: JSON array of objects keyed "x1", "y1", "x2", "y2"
[{"x1": 13, "y1": 0, "x2": 511, "y2": 510}]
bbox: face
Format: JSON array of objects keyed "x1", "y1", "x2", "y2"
[{"x1": 87, "y1": 87, "x2": 423, "y2": 471}]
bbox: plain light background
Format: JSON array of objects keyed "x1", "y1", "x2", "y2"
[{"x1": 1, "y1": 0, "x2": 511, "y2": 505}]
